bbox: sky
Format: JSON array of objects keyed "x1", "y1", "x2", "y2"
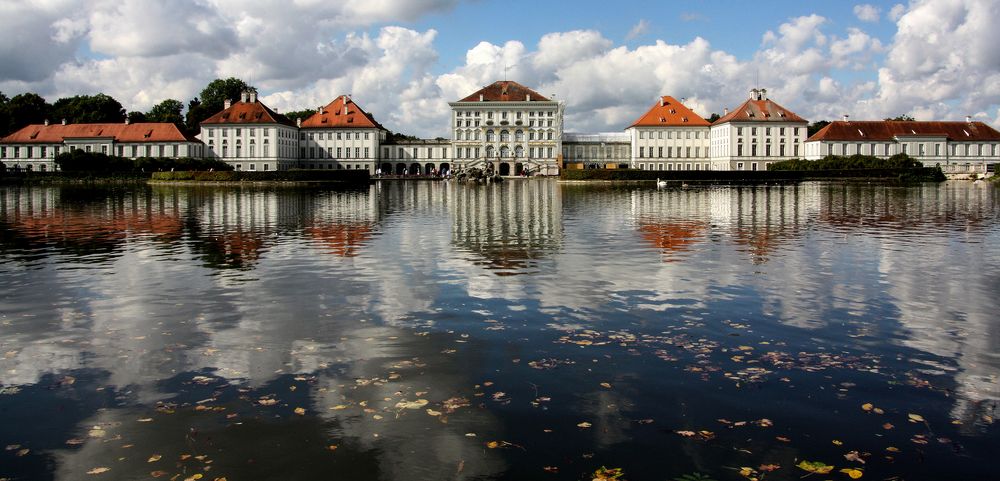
[{"x1": 1, "y1": 0, "x2": 999, "y2": 138}]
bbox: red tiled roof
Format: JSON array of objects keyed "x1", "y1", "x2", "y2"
[
  {"x1": 299, "y1": 96, "x2": 385, "y2": 130},
  {"x1": 628, "y1": 96, "x2": 710, "y2": 128},
  {"x1": 1, "y1": 122, "x2": 197, "y2": 144},
  {"x1": 458, "y1": 81, "x2": 550, "y2": 102},
  {"x1": 714, "y1": 98, "x2": 807, "y2": 124},
  {"x1": 200, "y1": 99, "x2": 295, "y2": 126},
  {"x1": 807, "y1": 120, "x2": 1000, "y2": 142}
]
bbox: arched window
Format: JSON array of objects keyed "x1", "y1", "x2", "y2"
[
  {"x1": 515, "y1": 130, "x2": 524, "y2": 142},
  {"x1": 486, "y1": 130, "x2": 495, "y2": 142},
  {"x1": 486, "y1": 146, "x2": 495, "y2": 158},
  {"x1": 500, "y1": 146, "x2": 510, "y2": 158},
  {"x1": 500, "y1": 130, "x2": 510, "y2": 142},
  {"x1": 514, "y1": 146, "x2": 523, "y2": 158}
]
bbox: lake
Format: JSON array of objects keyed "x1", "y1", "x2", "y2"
[{"x1": 0, "y1": 180, "x2": 997, "y2": 481}]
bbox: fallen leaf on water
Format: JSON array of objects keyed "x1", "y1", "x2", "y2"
[
  {"x1": 86, "y1": 467, "x2": 111, "y2": 475},
  {"x1": 88, "y1": 428, "x2": 106, "y2": 438},
  {"x1": 465, "y1": 433, "x2": 476, "y2": 437},
  {"x1": 150, "y1": 471, "x2": 168, "y2": 478},
  {"x1": 577, "y1": 422, "x2": 592, "y2": 429},
  {"x1": 832, "y1": 439, "x2": 844, "y2": 446},
  {"x1": 882, "y1": 422, "x2": 894, "y2": 430},
  {"x1": 395, "y1": 399, "x2": 428, "y2": 409},
  {"x1": 600, "y1": 382, "x2": 612, "y2": 389},
  {"x1": 908, "y1": 413, "x2": 925, "y2": 423},
  {"x1": 331, "y1": 404, "x2": 348, "y2": 410},
  {"x1": 258, "y1": 399, "x2": 277, "y2": 406},
  {"x1": 676, "y1": 430, "x2": 696, "y2": 437},
  {"x1": 137, "y1": 418, "x2": 153, "y2": 423},
  {"x1": 756, "y1": 418, "x2": 773, "y2": 427},
  {"x1": 147, "y1": 454, "x2": 161, "y2": 462},
  {"x1": 426, "y1": 409, "x2": 442, "y2": 416},
  {"x1": 592, "y1": 466, "x2": 624, "y2": 480},
  {"x1": 861, "y1": 403, "x2": 873, "y2": 411},
  {"x1": 543, "y1": 466, "x2": 558, "y2": 473},
  {"x1": 294, "y1": 407, "x2": 306, "y2": 416},
  {"x1": 738, "y1": 467, "x2": 755, "y2": 477},
  {"x1": 886, "y1": 446, "x2": 900, "y2": 452},
  {"x1": 840, "y1": 468, "x2": 864, "y2": 479},
  {"x1": 16, "y1": 448, "x2": 29, "y2": 457},
  {"x1": 183, "y1": 475, "x2": 203, "y2": 481},
  {"x1": 844, "y1": 451, "x2": 865, "y2": 464},
  {"x1": 873, "y1": 408, "x2": 884, "y2": 415},
  {"x1": 758, "y1": 464, "x2": 780, "y2": 472},
  {"x1": 775, "y1": 436, "x2": 791, "y2": 443},
  {"x1": 327, "y1": 445, "x2": 338, "y2": 451},
  {"x1": 796, "y1": 460, "x2": 834, "y2": 474}
]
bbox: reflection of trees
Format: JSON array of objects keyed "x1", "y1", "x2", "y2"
[
  {"x1": 817, "y1": 183, "x2": 993, "y2": 233},
  {"x1": 451, "y1": 181, "x2": 562, "y2": 274},
  {"x1": 636, "y1": 220, "x2": 706, "y2": 260}
]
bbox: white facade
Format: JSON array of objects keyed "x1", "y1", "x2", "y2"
[
  {"x1": 562, "y1": 133, "x2": 631, "y2": 168},
  {"x1": 448, "y1": 82, "x2": 564, "y2": 176},
  {"x1": 298, "y1": 128, "x2": 383, "y2": 172},
  {"x1": 709, "y1": 122, "x2": 807, "y2": 171},
  {"x1": 379, "y1": 141, "x2": 452, "y2": 175},
  {"x1": 200, "y1": 124, "x2": 298, "y2": 171},
  {"x1": 630, "y1": 126, "x2": 711, "y2": 171}
]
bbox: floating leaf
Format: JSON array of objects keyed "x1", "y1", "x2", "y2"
[
  {"x1": 577, "y1": 421, "x2": 592, "y2": 429},
  {"x1": 676, "y1": 430, "x2": 697, "y2": 437},
  {"x1": 395, "y1": 399, "x2": 428, "y2": 409},
  {"x1": 908, "y1": 413, "x2": 925, "y2": 423},
  {"x1": 861, "y1": 403, "x2": 873, "y2": 411},
  {"x1": 758, "y1": 464, "x2": 780, "y2": 472},
  {"x1": 796, "y1": 460, "x2": 834, "y2": 474},
  {"x1": 147, "y1": 454, "x2": 161, "y2": 462},
  {"x1": 16, "y1": 448, "x2": 29, "y2": 457},
  {"x1": 150, "y1": 471, "x2": 168, "y2": 478},
  {"x1": 87, "y1": 467, "x2": 111, "y2": 475},
  {"x1": 840, "y1": 468, "x2": 864, "y2": 479},
  {"x1": 832, "y1": 439, "x2": 844, "y2": 446},
  {"x1": 600, "y1": 382, "x2": 612, "y2": 389},
  {"x1": 294, "y1": 407, "x2": 306, "y2": 416},
  {"x1": 882, "y1": 422, "x2": 894, "y2": 430},
  {"x1": 844, "y1": 451, "x2": 865, "y2": 464},
  {"x1": 88, "y1": 428, "x2": 106, "y2": 438},
  {"x1": 426, "y1": 409, "x2": 442, "y2": 416},
  {"x1": 593, "y1": 466, "x2": 625, "y2": 480},
  {"x1": 886, "y1": 446, "x2": 900, "y2": 452}
]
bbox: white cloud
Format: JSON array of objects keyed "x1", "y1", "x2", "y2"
[
  {"x1": 854, "y1": 4, "x2": 881, "y2": 22},
  {"x1": 888, "y1": 3, "x2": 907, "y2": 21},
  {"x1": 626, "y1": 19, "x2": 650, "y2": 40}
]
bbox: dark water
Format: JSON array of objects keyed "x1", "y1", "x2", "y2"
[{"x1": 0, "y1": 180, "x2": 997, "y2": 481}]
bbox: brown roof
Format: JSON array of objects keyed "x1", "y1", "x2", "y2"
[
  {"x1": 714, "y1": 98, "x2": 807, "y2": 124},
  {"x1": 458, "y1": 81, "x2": 550, "y2": 102},
  {"x1": 628, "y1": 96, "x2": 710, "y2": 128},
  {"x1": 200, "y1": 99, "x2": 295, "y2": 127},
  {"x1": 2, "y1": 122, "x2": 197, "y2": 144},
  {"x1": 807, "y1": 120, "x2": 1000, "y2": 142},
  {"x1": 299, "y1": 96, "x2": 385, "y2": 130}
]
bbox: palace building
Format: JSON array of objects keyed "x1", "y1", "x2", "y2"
[
  {"x1": 5, "y1": 81, "x2": 999, "y2": 175},
  {"x1": 0, "y1": 119, "x2": 203, "y2": 172},
  {"x1": 804, "y1": 118, "x2": 1000, "y2": 173},
  {"x1": 448, "y1": 81, "x2": 564, "y2": 176}
]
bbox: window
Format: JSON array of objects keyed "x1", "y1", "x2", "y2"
[
  {"x1": 249, "y1": 163, "x2": 255, "y2": 170},
  {"x1": 639, "y1": 131, "x2": 645, "y2": 139},
  {"x1": 355, "y1": 132, "x2": 360, "y2": 140},
  {"x1": 337, "y1": 132, "x2": 342, "y2": 140},
  {"x1": 364, "y1": 148, "x2": 369, "y2": 158},
  {"x1": 208, "y1": 130, "x2": 215, "y2": 137},
  {"x1": 658, "y1": 132, "x2": 663, "y2": 139},
  {"x1": 639, "y1": 147, "x2": 645, "y2": 158},
  {"x1": 658, "y1": 147, "x2": 663, "y2": 158},
  {"x1": 355, "y1": 147, "x2": 360, "y2": 158},
  {"x1": 1, "y1": 147, "x2": 5, "y2": 158},
  {"x1": 41, "y1": 146, "x2": 47, "y2": 158}
]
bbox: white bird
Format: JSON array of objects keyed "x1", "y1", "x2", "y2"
[{"x1": 656, "y1": 178, "x2": 667, "y2": 187}]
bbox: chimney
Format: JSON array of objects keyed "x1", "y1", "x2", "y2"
[
  {"x1": 659, "y1": 97, "x2": 664, "y2": 107},
  {"x1": 249, "y1": 90, "x2": 257, "y2": 103},
  {"x1": 479, "y1": 94, "x2": 484, "y2": 102},
  {"x1": 61, "y1": 118, "x2": 67, "y2": 125},
  {"x1": 125, "y1": 117, "x2": 130, "y2": 125},
  {"x1": 966, "y1": 115, "x2": 972, "y2": 123},
  {"x1": 296, "y1": 118, "x2": 302, "y2": 128},
  {"x1": 842, "y1": 114, "x2": 849, "y2": 122},
  {"x1": 760, "y1": 88, "x2": 767, "y2": 99},
  {"x1": 44, "y1": 119, "x2": 50, "y2": 126},
  {"x1": 724, "y1": 107, "x2": 729, "y2": 115},
  {"x1": 526, "y1": 94, "x2": 531, "y2": 102},
  {"x1": 224, "y1": 99, "x2": 232, "y2": 109},
  {"x1": 750, "y1": 88, "x2": 757, "y2": 100},
  {"x1": 240, "y1": 91, "x2": 248, "y2": 103}
]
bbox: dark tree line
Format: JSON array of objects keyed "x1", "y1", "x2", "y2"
[{"x1": 0, "y1": 77, "x2": 255, "y2": 138}]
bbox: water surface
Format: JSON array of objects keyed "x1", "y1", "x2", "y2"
[{"x1": 1, "y1": 180, "x2": 997, "y2": 480}]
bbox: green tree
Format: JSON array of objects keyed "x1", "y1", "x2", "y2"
[
  {"x1": 807, "y1": 120, "x2": 830, "y2": 137},
  {"x1": 0, "y1": 92, "x2": 10, "y2": 136},
  {"x1": 52, "y1": 93, "x2": 126, "y2": 124},
  {"x1": 146, "y1": 99, "x2": 185, "y2": 126},
  {"x1": 6, "y1": 92, "x2": 53, "y2": 134},
  {"x1": 885, "y1": 114, "x2": 915, "y2": 121},
  {"x1": 127, "y1": 111, "x2": 147, "y2": 123},
  {"x1": 707, "y1": 113, "x2": 721, "y2": 123},
  {"x1": 185, "y1": 78, "x2": 253, "y2": 133},
  {"x1": 283, "y1": 109, "x2": 316, "y2": 124}
]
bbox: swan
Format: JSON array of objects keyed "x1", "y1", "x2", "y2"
[{"x1": 656, "y1": 178, "x2": 667, "y2": 187}]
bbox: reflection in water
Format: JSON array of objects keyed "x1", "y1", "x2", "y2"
[{"x1": 0, "y1": 181, "x2": 998, "y2": 481}]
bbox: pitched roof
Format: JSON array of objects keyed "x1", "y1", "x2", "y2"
[
  {"x1": 628, "y1": 96, "x2": 710, "y2": 128},
  {"x1": 457, "y1": 81, "x2": 550, "y2": 102},
  {"x1": 299, "y1": 96, "x2": 385, "y2": 130},
  {"x1": 714, "y1": 98, "x2": 807, "y2": 124},
  {"x1": 807, "y1": 120, "x2": 1000, "y2": 142},
  {"x1": 1, "y1": 122, "x2": 198, "y2": 144},
  {"x1": 200, "y1": 99, "x2": 295, "y2": 126}
]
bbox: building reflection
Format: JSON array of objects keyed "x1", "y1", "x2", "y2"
[{"x1": 450, "y1": 180, "x2": 562, "y2": 273}]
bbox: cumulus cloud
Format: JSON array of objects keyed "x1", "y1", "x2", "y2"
[
  {"x1": 888, "y1": 3, "x2": 907, "y2": 21},
  {"x1": 854, "y1": 4, "x2": 881, "y2": 22}
]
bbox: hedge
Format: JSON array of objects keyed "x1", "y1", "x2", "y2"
[
  {"x1": 768, "y1": 154, "x2": 922, "y2": 171},
  {"x1": 560, "y1": 167, "x2": 944, "y2": 182},
  {"x1": 151, "y1": 169, "x2": 370, "y2": 183}
]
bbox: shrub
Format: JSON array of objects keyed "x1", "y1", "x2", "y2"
[{"x1": 768, "y1": 154, "x2": 922, "y2": 171}]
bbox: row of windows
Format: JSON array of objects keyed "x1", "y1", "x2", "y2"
[
  {"x1": 456, "y1": 110, "x2": 554, "y2": 118},
  {"x1": 453, "y1": 146, "x2": 553, "y2": 159},
  {"x1": 381, "y1": 147, "x2": 450, "y2": 159},
  {"x1": 724, "y1": 127, "x2": 804, "y2": 137},
  {"x1": 454, "y1": 129, "x2": 557, "y2": 141},
  {"x1": 825, "y1": 142, "x2": 1000, "y2": 157},
  {"x1": 300, "y1": 163, "x2": 367, "y2": 170},
  {"x1": 302, "y1": 131, "x2": 370, "y2": 141},
  {"x1": 304, "y1": 147, "x2": 370, "y2": 159},
  {"x1": 457, "y1": 119, "x2": 555, "y2": 128},
  {"x1": 0, "y1": 144, "x2": 184, "y2": 159},
  {"x1": 638, "y1": 146, "x2": 702, "y2": 158},
  {"x1": 730, "y1": 144, "x2": 799, "y2": 157},
  {"x1": 207, "y1": 127, "x2": 295, "y2": 139},
  {"x1": 637, "y1": 163, "x2": 711, "y2": 171},
  {"x1": 639, "y1": 130, "x2": 703, "y2": 140}
]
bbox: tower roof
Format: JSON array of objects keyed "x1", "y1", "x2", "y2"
[
  {"x1": 714, "y1": 91, "x2": 807, "y2": 124},
  {"x1": 201, "y1": 98, "x2": 295, "y2": 127},
  {"x1": 299, "y1": 96, "x2": 385, "y2": 130},
  {"x1": 457, "y1": 81, "x2": 550, "y2": 102},
  {"x1": 628, "y1": 96, "x2": 710, "y2": 128}
]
